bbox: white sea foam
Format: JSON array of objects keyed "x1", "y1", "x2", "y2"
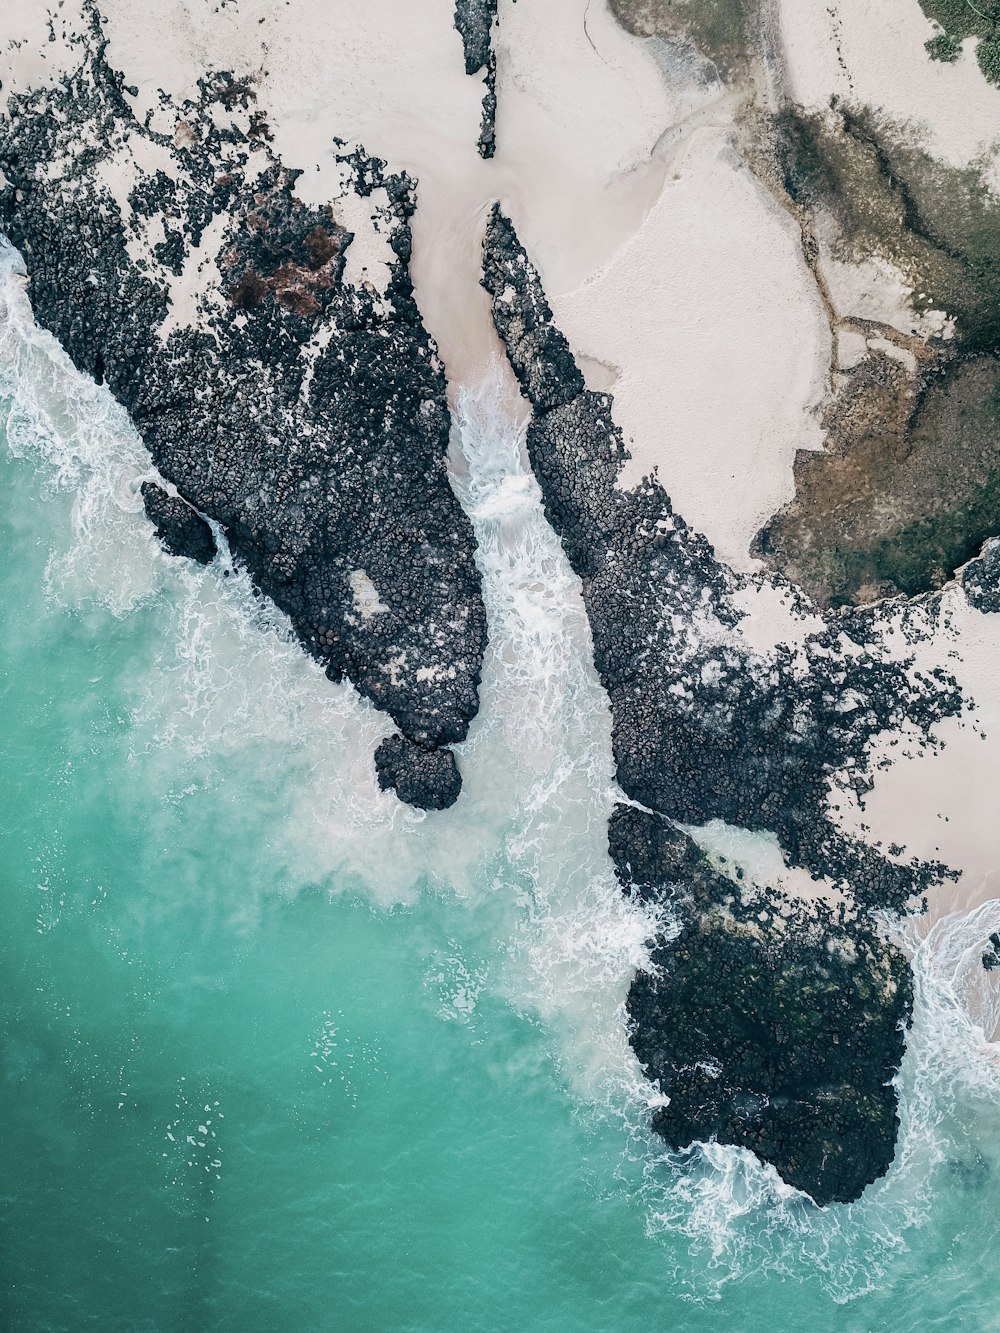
[
  {"x1": 0, "y1": 239, "x2": 654, "y2": 1073},
  {"x1": 451, "y1": 375, "x2": 659, "y2": 1098},
  {"x1": 0, "y1": 241, "x2": 162, "y2": 614},
  {"x1": 5, "y1": 241, "x2": 1000, "y2": 1301}
]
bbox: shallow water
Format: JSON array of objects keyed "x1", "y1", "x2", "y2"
[{"x1": 4, "y1": 250, "x2": 1000, "y2": 1329}]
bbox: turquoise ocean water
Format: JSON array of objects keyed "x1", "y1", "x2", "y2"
[{"x1": 4, "y1": 245, "x2": 1000, "y2": 1330}]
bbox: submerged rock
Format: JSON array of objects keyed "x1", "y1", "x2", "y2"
[{"x1": 0, "y1": 25, "x2": 487, "y2": 809}]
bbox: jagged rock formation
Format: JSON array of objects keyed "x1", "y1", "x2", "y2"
[
  {"x1": 481, "y1": 203, "x2": 962, "y2": 1202},
  {"x1": 0, "y1": 25, "x2": 487, "y2": 808},
  {"x1": 454, "y1": 0, "x2": 498, "y2": 158},
  {"x1": 140, "y1": 482, "x2": 217, "y2": 566},
  {"x1": 482, "y1": 204, "x2": 958, "y2": 906},
  {"x1": 962, "y1": 538, "x2": 1000, "y2": 615},
  {"x1": 611, "y1": 805, "x2": 911, "y2": 1205}
]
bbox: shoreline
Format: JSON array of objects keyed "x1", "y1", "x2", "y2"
[{"x1": 4, "y1": 0, "x2": 1000, "y2": 1208}]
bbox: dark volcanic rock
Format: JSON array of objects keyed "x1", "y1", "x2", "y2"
[
  {"x1": 455, "y1": 0, "x2": 496, "y2": 72},
  {"x1": 483, "y1": 210, "x2": 586, "y2": 410},
  {"x1": 374, "y1": 733, "x2": 463, "y2": 810},
  {"x1": 141, "y1": 481, "x2": 217, "y2": 565},
  {"x1": 962, "y1": 538, "x2": 1000, "y2": 615},
  {"x1": 612, "y1": 805, "x2": 912, "y2": 1206},
  {"x1": 482, "y1": 204, "x2": 959, "y2": 909},
  {"x1": 0, "y1": 29, "x2": 487, "y2": 807},
  {"x1": 454, "y1": 0, "x2": 499, "y2": 158},
  {"x1": 481, "y1": 203, "x2": 963, "y2": 1202}
]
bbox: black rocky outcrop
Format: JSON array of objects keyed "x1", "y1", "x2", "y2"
[
  {"x1": 141, "y1": 481, "x2": 217, "y2": 565},
  {"x1": 0, "y1": 27, "x2": 487, "y2": 807},
  {"x1": 482, "y1": 204, "x2": 959, "y2": 909},
  {"x1": 374, "y1": 733, "x2": 463, "y2": 810},
  {"x1": 961, "y1": 538, "x2": 1000, "y2": 615},
  {"x1": 612, "y1": 804, "x2": 911, "y2": 1206},
  {"x1": 482, "y1": 203, "x2": 963, "y2": 1202},
  {"x1": 454, "y1": 0, "x2": 499, "y2": 159}
]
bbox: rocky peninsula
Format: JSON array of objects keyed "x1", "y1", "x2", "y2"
[
  {"x1": 0, "y1": 18, "x2": 487, "y2": 811},
  {"x1": 482, "y1": 203, "x2": 967, "y2": 1203}
]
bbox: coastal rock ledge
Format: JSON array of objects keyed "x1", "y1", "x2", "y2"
[
  {"x1": 480, "y1": 202, "x2": 965, "y2": 1205},
  {"x1": 0, "y1": 22, "x2": 487, "y2": 809}
]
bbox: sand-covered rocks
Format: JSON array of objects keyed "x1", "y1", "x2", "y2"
[
  {"x1": 482, "y1": 209, "x2": 585, "y2": 411},
  {"x1": 961, "y1": 539, "x2": 1000, "y2": 616}
]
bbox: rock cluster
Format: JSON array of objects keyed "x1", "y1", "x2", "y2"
[
  {"x1": 140, "y1": 482, "x2": 217, "y2": 566},
  {"x1": 961, "y1": 538, "x2": 1000, "y2": 615},
  {"x1": 0, "y1": 26, "x2": 487, "y2": 808},
  {"x1": 374, "y1": 733, "x2": 463, "y2": 810},
  {"x1": 611, "y1": 805, "x2": 912, "y2": 1206},
  {"x1": 453, "y1": 0, "x2": 499, "y2": 158},
  {"x1": 482, "y1": 203, "x2": 966, "y2": 1201}
]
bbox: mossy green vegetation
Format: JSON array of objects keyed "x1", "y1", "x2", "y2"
[
  {"x1": 779, "y1": 105, "x2": 1000, "y2": 351},
  {"x1": 758, "y1": 354, "x2": 1000, "y2": 604},
  {"x1": 925, "y1": 31, "x2": 962, "y2": 62},
  {"x1": 918, "y1": 0, "x2": 1000, "y2": 83}
]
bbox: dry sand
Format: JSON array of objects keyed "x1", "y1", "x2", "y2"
[{"x1": 548, "y1": 127, "x2": 829, "y2": 571}]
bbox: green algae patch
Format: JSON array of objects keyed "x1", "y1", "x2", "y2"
[
  {"x1": 919, "y1": 0, "x2": 1000, "y2": 83},
  {"x1": 779, "y1": 106, "x2": 1000, "y2": 350},
  {"x1": 758, "y1": 354, "x2": 1000, "y2": 605},
  {"x1": 757, "y1": 107, "x2": 1000, "y2": 605}
]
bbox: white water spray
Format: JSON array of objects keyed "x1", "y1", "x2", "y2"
[{"x1": 5, "y1": 241, "x2": 1000, "y2": 1301}]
